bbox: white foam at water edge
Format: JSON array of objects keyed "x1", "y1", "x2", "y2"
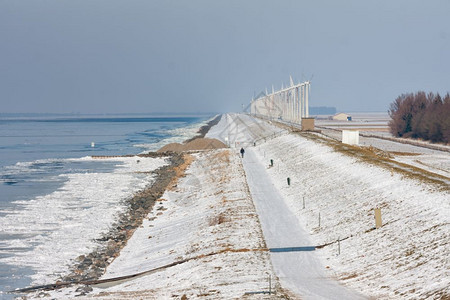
[
  {"x1": 0, "y1": 155, "x2": 168, "y2": 286},
  {"x1": 135, "y1": 118, "x2": 211, "y2": 152}
]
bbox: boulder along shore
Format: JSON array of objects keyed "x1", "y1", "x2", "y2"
[{"x1": 62, "y1": 115, "x2": 223, "y2": 285}]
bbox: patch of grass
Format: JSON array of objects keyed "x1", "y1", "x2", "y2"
[
  {"x1": 340, "y1": 273, "x2": 358, "y2": 281},
  {"x1": 405, "y1": 248, "x2": 415, "y2": 257},
  {"x1": 212, "y1": 149, "x2": 231, "y2": 164},
  {"x1": 169, "y1": 153, "x2": 195, "y2": 190},
  {"x1": 209, "y1": 213, "x2": 227, "y2": 226},
  {"x1": 421, "y1": 289, "x2": 450, "y2": 299},
  {"x1": 389, "y1": 151, "x2": 422, "y2": 156},
  {"x1": 299, "y1": 132, "x2": 449, "y2": 191}
]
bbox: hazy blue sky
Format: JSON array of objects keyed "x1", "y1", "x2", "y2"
[{"x1": 1, "y1": 0, "x2": 449, "y2": 114}]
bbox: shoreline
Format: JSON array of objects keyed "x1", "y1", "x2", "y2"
[
  {"x1": 57, "y1": 115, "x2": 223, "y2": 287},
  {"x1": 61, "y1": 153, "x2": 185, "y2": 284},
  {"x1": 183, "y1": 114, "x2": 221, "y2": 143},
  {"x1": 12, "y1": 113, "x2": 450, "y2": 298},
  {"x1": 62, "y1": 147, "x2": 279, "y2": 298}
]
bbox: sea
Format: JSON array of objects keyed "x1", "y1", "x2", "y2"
[{"x1": 0, "y1": 114, "x2": 211, "y2": 299}]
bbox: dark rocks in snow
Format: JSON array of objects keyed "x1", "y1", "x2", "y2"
[
  {"x1": 62, "y1": 152, "x2": 185, "y2": 286},
  {"x1": 75, "y1": 285, "x2": 93, "y2": 295}
]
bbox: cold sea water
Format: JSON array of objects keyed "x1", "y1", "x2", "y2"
[{"x1": 0, "y1": 115, "x2": 210, "y2": 298}]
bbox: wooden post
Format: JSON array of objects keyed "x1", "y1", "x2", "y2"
[
  {"x1": 374, "y1": 208, "x2": 382, "y2": 228},
  {"x1": 269, "y1": 275, "x2": 271, "y2": 295}
]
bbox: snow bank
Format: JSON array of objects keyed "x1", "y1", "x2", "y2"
[
  {"x1": 46, "y1": 149, "x2": 278, "y2": 299},
  {"x1": 26, "y1": 113, "x2": 448, "y2": 299},
  {"x1": 254, "y1": 133, "x2": 449, "y2": 299}
]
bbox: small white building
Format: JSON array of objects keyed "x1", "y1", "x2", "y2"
[
  {"x1": 342, "y1": 130, "x2": 359, "y2": 145},
  {"x1": 333, "y1": 113, "x2": 352, "y2": 121}
]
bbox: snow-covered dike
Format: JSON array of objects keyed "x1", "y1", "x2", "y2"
[
  {"x1": 253, "y1": 134, "x2": 449, "y2": 299},
  {"x1": 24, "y1": 113, "x2": 448, "y2": 299},
  {"x1": 206, "y1": 113, "x2": 284, "y2": 147},
  {"x1": 315, "y1": 113, "x2": 450, "y2": 178},
  {"x1": 44, "y1": 149, "x2": 280, "y2": 299},
  {"x1": 243, "y1": 148, "x2": 365, "y2": 299},
  {"x1": 223, "y1": 114, "x2": 448, "y2": 299},
  {"x1": 209, "y1": 114, "x2": 449, "y2": 299}
]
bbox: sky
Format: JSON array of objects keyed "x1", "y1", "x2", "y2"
[{"x1": 0, "y1": 0, "x2": 449, "y2": 114}]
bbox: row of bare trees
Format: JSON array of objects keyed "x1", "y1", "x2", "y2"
[{"x1": 388, "y1": 92, "x2": 450, "y2": 143}]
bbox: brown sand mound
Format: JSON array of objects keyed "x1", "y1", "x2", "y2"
[
  {"x1": 184, "y1": 138, "x2": 227, "y2": 151},
  {"x1": 157, "y1": 143, "x2": 185, "y2": 153},
  {"x1": 157, "y1": 138, "x2": 227, "y2": 153}
]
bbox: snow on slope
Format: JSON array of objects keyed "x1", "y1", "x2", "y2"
[
  {"x1": 45, "y1": 149, "x2": 280, "y2": 299},
  {"x1": 31, "y1": 113, "x2": 448, "y2": 299},
  {"x1": 210, "y1": 113, "x2": 449, "y2": 298},
  {"x1": 253, "y1": 133, "x2": 449, "y2": 299},
  {"x1": 243, "y1": 148, "x2": 365, "y2": 299},
  {"x1": 206, "y1": 113, "x2": 284, "y2": 147},
  {"x1": 315, "y1": 114, "x2": 450, "y2": 178}
]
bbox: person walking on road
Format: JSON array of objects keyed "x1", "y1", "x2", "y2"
[{"x1": 240, "y1": 147, "x2": 245, "y2": 158}]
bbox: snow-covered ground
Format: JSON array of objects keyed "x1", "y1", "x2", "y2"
[
  {"x1": 213, "y1": 113, "x2": 449, "y2": 299},
  {"x1": 43, "y1": 149, "x2": 280, "y2": 299},
  {"x1": 315, "y1": 113, "x2": 450, "y2": 179},
  {"x1": 23, "y1": 113, "x2": 449, "y2": 299},
  {"x1": 243, "y1": 148, "x2": 365, "y2": 299},
  {"x1": 0, "y1": 156, "x2": 168, "y2": 286},
  {"x1": 253, "y1": 134, "x2": 449, "y2": 299},
  {"x1": 316, "y1": 129, "x2": 450, "y2": 179}
]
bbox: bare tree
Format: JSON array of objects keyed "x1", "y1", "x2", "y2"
[{"x1": 389, "y1": 91, "x2": 450, "y2": 143}]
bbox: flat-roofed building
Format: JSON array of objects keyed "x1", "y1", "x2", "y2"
[{"x1": 332, "y1": 113, "x2": 352, "y2": 121}]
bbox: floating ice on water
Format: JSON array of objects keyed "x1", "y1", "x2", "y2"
[{"x1": 0, "y1": 156, "x2": 168, "y2": 286}]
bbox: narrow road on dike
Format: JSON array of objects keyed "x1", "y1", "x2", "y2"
[
  {"x1": 209, "y1": 113, "x2": 366, "y2": 299},
  {"x1": 242, "y1": 148, "x2": 365, "y2": 299}
]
